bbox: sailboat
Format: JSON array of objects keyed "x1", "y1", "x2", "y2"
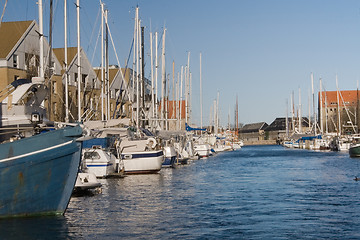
[
  {"x1": 0, "y1": 124, "x2": 83, "y2": 217},
  {"x1": 0, "y1": 0, "x2": 86, "y2": 217}
]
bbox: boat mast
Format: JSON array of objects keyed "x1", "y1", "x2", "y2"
[
  {"x1": 190, "y1": 72, "x2": 192, "y2": 123},
  {"x1": 150, "y1": 31, "x2": 155, "y2": 126},
  {"x1": 311, "y1": 72, "x2": 316, "y2": 135},
  {"x1": 155, "y1": 32, "x2": 158, "y2": 128},
  {"x1": 135, "y1": 7, "x2": 139, "y2": 131},
  {"x1": 131, "y1": 7, "x2": 136, "y2": 124},
  {"x1": 286, "y1": 99, "x2": 289, "y2": 138},
  {"x1": 76, "y1": 0, "x2": 81, "y2": 122},
  {"x1": 291, "y1": 91, "x2": 295, "y2": 133},
  {"x1": 161, "y1": 28, "x2": 166, "y2": 130},
  {"x1": 47, "y1": 0, "x2": 53, "y2": 119},
  {"x1": 101, "y1": 1, "x2": 104, "y2": 121},
  {"x1": 200, "y1": 52, "x2": 203, "y2": 132},
  {"x1": 172, "y1": 61, "x2": 175, "y2": 121},
  {"x1": 64, "y1": 0, "x2": 69, "y2": 122},
  {"x1": 319, "y1": 78, "x2": 324, "y2": 134},
  {"x1": 216, "y1": 91, "x2": 219, "y2": 135},
  {"x1": 140, "y1": 25, "x2": 145, "y2": 128},
  {"x1": 213, "y1": 99, "x2": 216, "y2": 134},
  {"x1": 176, "y1": 72, "x2": 180, "y2": 130},
  {"x1": 308, "y1": 90, "x2": 311, "y2": 133},
  {"x1": 298, "y1": 87, "x2": 302, "y2": 133},
  {"x1": 180, "y1": 66, "x2": 183, "y2": 130},
  {"x1": 236, "y1": 94, "x2": 239, "y2": 135},
  {"x1": 185, "y1": 52, "x2": 190, "y2": 124},
  {"x1": 105, "y1": 9, "x2": 110, "y2": 120},
  {"x1": 38, "y1": 0, "x2": 44, "y2": 79},
  {"x1": 336, "y1": 74, "x2": 341, "y2": 136},
  {"x1": 228, "y1": 105, "x2": 230, "y2": 130}
]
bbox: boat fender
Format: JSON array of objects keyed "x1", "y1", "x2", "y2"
[{"x1": 147, "y1": 137, "x2": 157, "y2": 149}]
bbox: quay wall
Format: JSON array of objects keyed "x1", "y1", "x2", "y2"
[{"x1": 243, "y1": 140, "x2": 277, "y2": 146}]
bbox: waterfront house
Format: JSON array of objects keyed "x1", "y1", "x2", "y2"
[
  {"x1": 0, "y1": 20, "x2": 64, "y2": 121},
  {"x1": 239, "y1": 122, "x2": 268, "y2": 141},
  {"x1": 265, "y1": 117, "x2": 310, "y2": 140},
  {"x1": 53, "y1": 47, "x2": 101, "y2": 122},
  {"x1": 318, "y1": 90, "x2": 359, "y2": 134}
]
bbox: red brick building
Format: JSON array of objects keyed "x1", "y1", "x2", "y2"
[{"x1": 318, "y1": 90, "x2": 360, "y2": 134}]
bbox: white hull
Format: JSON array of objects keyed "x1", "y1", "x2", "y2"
[
  {"x1": 194, "y1": 144, "x2": 211, "y2": 158},
  {"x1": 121, "y1": 150, "x2": 164, "y2": 174},
  {"x1": 74, "y1": 173, "x2": 102, "y2": 191},
  {"x1": 82, "y1": 149, "x2": 116, "y2": 178}
]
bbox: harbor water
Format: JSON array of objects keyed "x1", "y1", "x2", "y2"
[{"x1": 2, "y1": 145, "x2": 360, "y2": 239}]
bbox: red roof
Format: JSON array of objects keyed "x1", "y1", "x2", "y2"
[{"x1": 319, "y1": 90, "x2": 359, "y2": 107}]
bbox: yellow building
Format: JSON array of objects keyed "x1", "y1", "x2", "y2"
[{"x1": 0, "y1": 20, "x2": 64, "y2": 122}]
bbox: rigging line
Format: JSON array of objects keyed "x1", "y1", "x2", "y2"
[
  {"x1": 86, "y1": 6, "x2": 100, "y2": 54},
  {"x1": 78, "y1": 5, "x2": 97, "y2": 58},
  {"x1": 107, "y1": 22, "x2": 133, "y2": 118},
  {"x1": 107, "y1": 22, "x2": 132, "y2": 101},
  {"x1": 0, "y1": 0, "x2": 7, "y2": 26},
  {"x1": 90, "y1": 21, "x2": 101, "y2": 65},
  {"x1": 112, "y1": 37, "x2": 134, "y2": 119}
]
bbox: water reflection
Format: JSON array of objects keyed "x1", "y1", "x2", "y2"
[
  {"x1": 0, "y1": 216, "x2": 78, "y2": 240},
  {"x1": 3, "y1": 146, "x2": 360, "y2": 239}
]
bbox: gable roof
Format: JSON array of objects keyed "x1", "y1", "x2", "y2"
[
  {"x1": 264, "y1": 118, "x2": 287, "y2": 131},
  {"x1": 53, "y1": 47, "x2": 78, "y2": 67},
  {"x1": 239, "y1": 122, "x2": 268, "y2": 133},
  {"x1": 265, "y1": 117, "x2": 310, "y2": 131},
  {"x1": 93, "y1": 67, "x2": 120, "y2": 85},
  {"x1": 0, "y1": 20, "x2": 34, "y2": 59}
]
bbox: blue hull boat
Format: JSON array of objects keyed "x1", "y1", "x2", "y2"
[{"x1": 0, "y1": 125, "x2": 83, "y2": 218}]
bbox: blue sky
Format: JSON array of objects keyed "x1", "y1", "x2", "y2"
[{"x1": 3, "y1": 0, "x2": 360, "y2": 127}]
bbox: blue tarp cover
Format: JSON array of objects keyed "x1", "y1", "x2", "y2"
[
  {"x1": 82, "y1": 138, "x2": 110, "y2": 149},
  {"x1": 185, "y1": 123, "x2": 206, "y2": 132},
  {"x1": 299, "y1": 135, "x2": 322, "y2": 141}
]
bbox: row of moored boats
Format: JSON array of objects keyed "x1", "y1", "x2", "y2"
[{"x1": 282, "y1": 134, "x2": 360, "y2": 157}]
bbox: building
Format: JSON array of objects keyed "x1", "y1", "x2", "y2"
[
  {"x1": 0, "y1": 20, "x2": 156, "y2": 125},
  {"x1": 265, "y1": 117, "x2": 309, "y2": 140},
  {"x1": 53, "y1": 47, "x2": 101, "y2": 122},
  {"x1": 239, "y1": 122, "x2": 268, "y2": 141},
  {"x1": 158, "y1": 99, "x2": 186, "y2": 130},
  {"x1": 0, "y1": 20, "x2": 63, "y2": 121},
  {"x1": 318, "y1": 90, "x2": 359, "y2": 134}
]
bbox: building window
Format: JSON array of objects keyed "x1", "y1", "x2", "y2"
[
  {"x1": 13, "y1": 54, "x2": 18, "y2": 68},
  {"x1": 53, "y1": 102, "x2": 57, "y2": 115},
  {"x1": 82, "y1": 74, "x2": 87, "y2": 86},
  {"x1": 14, "y1": 75, "x2": 19, "y2": 82},
  {"x1": 52, "y1": 81, "x2": 57, "y2": 94}
]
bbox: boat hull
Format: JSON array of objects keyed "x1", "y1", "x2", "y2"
[
  {"x1": 349, "y1": 144, "x2": 360, "y2": 157},
  {"x1": 163, "y1": 146, "x2": 177, "y2": 168},
  {"x1": 163, "y1": 156, "x2": 176, "y2": 167},
  {"x1": 0, "y1": 126, "x2": 82, "y2": 218},
  {"x1": 121, "y1": 150, "x2": 164, "y2": 174},
  {"x1": 82, "y1": 149, "x2": 116, "y2": 178},
  {"x1": 194, "y1": 144, "x2": 211, "y2": 158}
]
